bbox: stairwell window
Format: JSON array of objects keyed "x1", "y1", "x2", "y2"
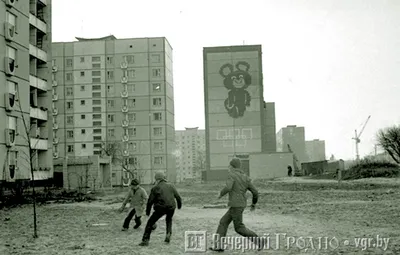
[
  {"x1": 128, "y1": 113, "x2": 135, "y2": 122},
  {"x1": 67, "y1": 130, "x2": 74, "y2": 138},
  {"x1": 107, "y1": 100, "x2": 115, "y2": 108},
  {"x1": 129, "y1": 142, "x2": 137, "y2": 152},
  {"x1": 66, "y1": 101, "x2": 73, "y2": 110},
  {"x1": 127, "y1": 69, "x2": 135, "y2": 78},
  {"x1": 67, "y1": 145, "x2": 74, "y2": 153},
  {"x1": 80, "y1": 57, "x2": 85, "y2": 63},
  {"x1": 123, "y1": 55, "x2": 135, "y2": 64},
  {"x1": 66, "y1": 73, "x2": 73, "y2": 81},
  {"x1": 153, "y1": 98, "x2": 162, "y2": 107},
  {"x1": 108, "y1": 129, "x2": 115, "y2": 137},
  {"x1": 152, "y1": 83, "x2": 161, "y2": 92},
  {"x1": 107, "y1": 85, "x2": 115, "y2": 95},
  {"x1": 6, "y1": 12, "x2": 17, "y2": 33},
  {"x1": 107, "y1": 71, "x2": 114, "y2": 80},
  {"x1": 154, "y1": 142, "x2": 163, "y2": 151},
  {"x1": 153, "y1": 112, "x2": 162, "y2": 121},
  {"x1": 106, "y1": 56, "x2": 113, "y2": 64},
  {"x1": 128, "y1": 128, "x2": 136, "y2": 136},
  {"x1": 153, "y1": 127, "x2": 162, "y2": 136},
  {"x1": 154, "y1": 156, "x2": 163, "y2": 165},
  {"x1": 66, "y1": 87, "x2": 73, "y2": 96},
  {"x1": 80, "y1": 71, "x2": 85, "y2": 77},
  {"x1": 129, "y1": 99, "x2": 136, "y2": 108},
  {"x1": 66, "y1": 115, "x2": 74, "y2": 124},
  {"x1": 107, "y1": 114, "x2": 115, "y2": 123}
]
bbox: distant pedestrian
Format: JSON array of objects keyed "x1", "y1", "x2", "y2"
[
  {"x1": 209, "y1": 158, "x2": 262, "y2": 252},
  {"x1": 139, "y1": 171, "x2": 182, "y2": 246},
  {"x1": 287, "y1": 165, "x2": 293, "y2": 177},
  {"x1": 118, "y1": 179, "x2": 148, "y2": 231}
]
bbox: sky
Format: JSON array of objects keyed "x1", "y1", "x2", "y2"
[{"x1": 52, "y1": 0, "x2": 400, "y2": 160}]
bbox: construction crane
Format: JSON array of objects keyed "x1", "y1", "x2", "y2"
[{"x1": 352, "y1": 115, "x2": 371, "y2": 162}]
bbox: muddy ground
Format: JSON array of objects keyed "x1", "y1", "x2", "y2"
[{"x1": 1, "y1": 177, "x2": 399, "y2": 254}]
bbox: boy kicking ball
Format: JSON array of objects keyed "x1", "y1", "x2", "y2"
[{"x1": 118, "y1": 179, "x2": 148, "y2": 231}]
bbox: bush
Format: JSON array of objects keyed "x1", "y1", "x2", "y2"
[{"x1": 343, "y1": 158, "x2": 400, "y2": 180}]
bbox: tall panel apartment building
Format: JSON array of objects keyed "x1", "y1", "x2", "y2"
[
  {"x1": 51, "y1": 36, "x2": 175, "y2": 184},
  {"x1": 175, "y1": 127, "x2": 205, "y2": 182},
  {"x1": 203, "y1": 45, "x2": 267, "y2": 181},
  {"x1": 276, "y1": 125, "x2": 307, "y2": 164},
  {"x1": 305, "y1": 139, "x2": 326, "y2": 162},
  {"x1": 1, "y1": 0, "x2": 53, "y2": 183},
  {"x1": 263, "y1": 102, "x2": 276, "y2": 152}
]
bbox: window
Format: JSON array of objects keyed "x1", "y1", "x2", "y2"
[
  {"x1": 66, "y1": 59, "x2": 72, "y2": 67},
  {"x1": 66, "y1": 101, "x2": 73, "y2": 109},
  {"x1": 93, "y1": 114, "x2": 101, "y2": 119},
  {"x1": 52, "y1": 59, "x2": 56, "y2": 66},
  {"x1": 153, "y1": 98, "x2": 162, "y2": 107},
  {"x1": 81, "y1": 114, "x2": 85, "y2": 120},
  {"x1": 107, "y1": 71, "x2": 114, "y2": 80},
  {"x1": 127, "y1": 69, "x2": 135, "y2": 78},
  {"x1": 93, "y1": 77, "x2": 101, "y2": 83},
  {"x1": 94, "y1": 151, "x2": 101, "y2": 155},
  {"x1": 129, "y1": 99, "x2": 136, "y2": 107},
  {"x1": 92, "y1": 85, "x2": 101, "y2": 90},
  {"x1": 92, "y1": 56, "x2": 101, "y2": 62},
  {"x1": 80, "y1": 57, "x2": 85, "y2": 63},
  {"x1": 82, "y1": 144, "x2": 86, "y2": 149},
  {"x1": 80, "y1": 85, "x2": 85, "y2": 91},
  {"x1": 154, "y1": 141, "x2": 163, "y2": 151},
  {"x1": 123, "y1": 55, "x2": 134, "y2": 64},
  {"x1": 93, "y1": 121, "x2": 102, "y2": 126},
  {"x1": 93, "y1": 107, "x2": 101, "y2": 112},
  {"x1": 67, "y1": 145, "x2": 74, "y2": 153},
  {"x1": 152, "y1": 69, "x2": 161, "y2": 77},
  {"x1": 93, "y1": 129, "x2": 102, "y2": 134},
  {"x1": 153, "y1": 127, "x2": 162, "y2": 136},
  {"x1": 92, "y1": 71, "x2": 101, "y2": 76},
  {"x1": 108, "y1": 129, "x2": 115, "y2": 137},
  {"x1": 92, "y1": 92, "x2": 101, "y2": 98},
  {"x1": 152, "y1": 83, "x2": 161, "y2": 92},
  {"x1": 107, "y1": 114, "x2": 115, "y2": 123},
  {"x1": 128, "y1": 128, "x2": 136, "y2": 136},
  {"x1": 129, "y1": 84, "x2": 135, "y2": 92},
  {"x1": 6, "y1": 12, "x2": 17, "y2": 32},
  {"x1": 129, "y1": 157, "x2": 138, "y2": 166},
  {"x1": 66, "y1": 73, "x2": 73, "y2": 81},
  {"x1": 92, "y1": 63, "x2": 101, "y2": 69},
  {"x1": 67, "y1": 130, "x2": 74, "y2": 138},
  {"x1": 81, "y1": 129, "x2": 86, "y2": 134},
  {"x1": 128, "y1": 113, "x2": 135, "y2": 121},
  {"x1": 129, "y1": 142, "x2": 137, "y2": 152},
  {"x1": 94, "y1": 137, "x2": 102, "y2": 141},
  {"x1": 66, "y1": 116, "x2": 73, "y2": 124},
  {"x1": 93, "y1": 99, "x2": 101, "y2": 105},
  {"x1": 153, "y1": 112, "x2": 162, "y2": 121},
  {"x1": 80, "y1": 100, "x2": 85, "y2": 105},
  {"x1": 107, "y1": 100, "x2": 115, "y2": 108},
  {"x1": 107, "y1": 85, "x2": 114, "y2": 95},
  {"x1": 151, "y1": 54, "x2": 160, "y2": 63},
  {"x1": 66, "y1": 87, "x2": 73, "y2": 96},
  {"x1": 80, "y1": 71, "x2": 85, "y2": 77},
  {"x1": 106, "y1": 56, "x2": 113, "y2": 64},
  {"x1": 154, "y1": 156, "x2": 163, "y2": 165}
]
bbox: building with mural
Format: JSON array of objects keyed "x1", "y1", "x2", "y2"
[
  {"x1": 203, "y1": 45, "x2": 290, "y2": 181},
  {"x1": 175, "y1": 127, "x2": 205, "y2": 182}
]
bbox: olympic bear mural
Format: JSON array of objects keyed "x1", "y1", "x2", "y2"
[{"x1": 219, "y1": 61, "x2": 252, "y2": 118}]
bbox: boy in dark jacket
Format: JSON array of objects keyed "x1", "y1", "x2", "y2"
[
  {"x1": 139, "y1": 171, "x2": 182, "y2": 246},
  {"x1": 210, "y1": 158, "x2": 262, "y2": 252}
]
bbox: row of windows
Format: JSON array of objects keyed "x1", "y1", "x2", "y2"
[
  {"x1": 62, "y1": 111, "x2": 164, "y2": 124},
  {"x1": 57, "y1": 83, "x2": 162, "y2": 94},
  {"x1": 61, "y1": 54, "x2": 161, "y2": 67},
  {"x1": 57, "y1": 126, "x2": 163, "y2": 137},
  {"x1": 64, "y1": 97, "x2": 162, "y2": 109},
  {"x1": 62, "y1": 68, "x2": 162, "y2": 82},
  {"x1": 61, "y1": 140, "x2": 164, "y2": 151}
]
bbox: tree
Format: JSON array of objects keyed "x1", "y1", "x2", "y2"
[
  {"x1": 15, "y1": 87, "x2": 42, "y2": 238},
  {"x1": 193, "y1": 149, "x2": 206, "y2": 179},
  {"x1": 377, "y1": 125, "x2": 400, "y2": 164}
]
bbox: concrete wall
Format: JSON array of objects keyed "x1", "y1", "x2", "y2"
[{"x1": 249, "y1": 152, "x2": 294, "y2": 179}]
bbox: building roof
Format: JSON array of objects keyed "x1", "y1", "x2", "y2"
[{"x1": 75, "y1": 35, "x2": 117, "y2": 41}]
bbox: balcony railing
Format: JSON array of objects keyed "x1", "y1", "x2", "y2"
[
  {"x1": 29, "y1": 13, "x2": 47, "y2": 34},
  {"x1": 29, "y1": 44, "x2": 47, "y2": 63},
  {"x1": 30, "y1": 138, "x2": 48, "y2": 150},
  {"x1": 30, "y1": 107, "x2": 48, "y2": 121},
  {"x1": 29, "y1": 75, "x2": 48, "y2": 91}
]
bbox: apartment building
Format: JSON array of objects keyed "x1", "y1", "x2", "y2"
[
  {"x1": 175, "y1": 127, "x2": 205, "y2": 182},
  {"x1": 51, "y1": 36, "x2": 175, "y2": 185},
  {"x1": 305, "y1": 139, "x2": 326, "y2": 162},
  {"x1": 276, "y1": 125, "x2": 307, "y2": 164},
  {"x1": 0, "y1": 0, "x2": 53, "y2": 183}
]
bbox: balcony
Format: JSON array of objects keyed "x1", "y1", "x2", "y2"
[
  {"x1": 29, "y1": 44, "x2": 47, "y2": 63},
  {"x1": 29, "y1": 13, "x2": 47, "y2": 34},
  {"x1": 30, "y1": 75, "x2": 48, "y2": 91},
  {"x1": 30, "y1": 138, "x2": 48, "y2": 150},
  {"x1": 30, "y1": 107, "x2": 48, "y2": 121}
]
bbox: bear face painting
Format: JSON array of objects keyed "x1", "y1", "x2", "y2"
[{"x1": 219, "y1": 61, "x2": 252, "y2": 118}]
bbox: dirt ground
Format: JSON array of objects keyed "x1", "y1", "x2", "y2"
[{"x1": 1, "y1": 177, "x2": 400, "y2": 254}]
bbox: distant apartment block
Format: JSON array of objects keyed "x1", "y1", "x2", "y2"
[
  {"x1": 305, "y1": 139, "x2": 326, "y2": 162},
  {"x1": 1, "y1": 0, "x2": 53, "y2": 183},
  {"x1": 276, "y1": 125, "x2": 307, "y2": 164},
  {"x1": 175, "y1": 127, "x2": 205, "y2": 182},
  {"x1": 51, "y1": 36, "x2": 175, "y2": 185},
  {"x1": 263, "y1": 102, "x2": 277, "y2": 152}
]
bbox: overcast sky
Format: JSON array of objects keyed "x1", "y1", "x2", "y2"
[{"x1": 52, "y1": 0, "x2": 400, "y2": 160}]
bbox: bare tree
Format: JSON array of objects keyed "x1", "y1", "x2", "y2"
[
  {"x1": 15, "y1": 88, "x2": 42, "y2": 238},
  {"x1": 377, "y1": 126, "x2": 400, "y2": 164}
]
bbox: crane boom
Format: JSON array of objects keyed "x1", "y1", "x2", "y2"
[
  {"x1": 357, "y1": 115, "x2": 371, "y2": 139},
  {"x1": 353, "y1": 115, "x2": 371, "y2": 161}
]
